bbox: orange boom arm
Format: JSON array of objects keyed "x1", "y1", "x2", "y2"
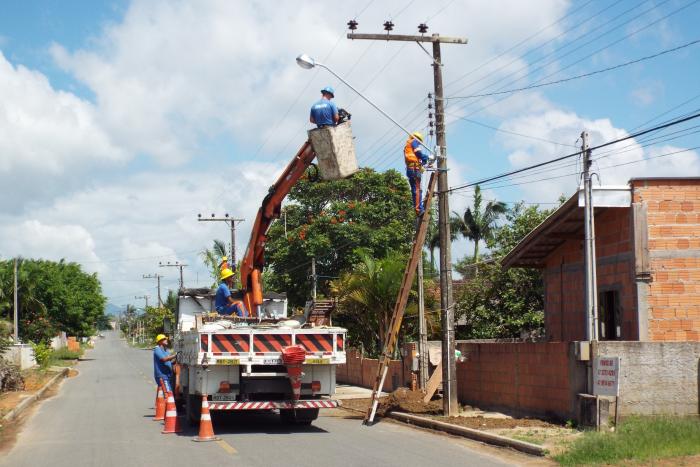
[{"x1": 239, "y1": 141, "x2": 316, "y2": 316}]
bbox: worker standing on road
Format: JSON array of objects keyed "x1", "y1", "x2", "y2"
[
  {"x1": 404, "y1": 132, "x2": 433, "y2": 216},
  {"x1": 215, "y1": 268, "x2": 248, "y2": 317},
  {"x1": 309, "y1": 86, "x2": 339, "y2": 128},
  {"x1": 153, "y1": 334, "x2": 176, "y2": 393}
]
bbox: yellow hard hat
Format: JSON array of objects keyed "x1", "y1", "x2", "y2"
[
  {"x1": 155, "y1": 334, "x2": 167, "y2": 344},
  {"x1": 220, "y1": 268, "x2": 235, "y2": 280},
  {"x1": 411, "y1": 132, "x2": 424, "y2": 143}
]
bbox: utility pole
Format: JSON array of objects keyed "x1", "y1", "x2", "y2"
[
  {"x1": 197, "y1": 213, "x2": 245, "y2": 267},
  {"x1": 159, "y1": 261, "x2": 188, "y2": 290},
  {"x1": 347, "y1": 26, "x2": 466, "y2": 416},
  {"x1": 581, "y1": 131, "x2": 599, "y2": 342},
  {"x1": 311, "y1": 257, "x2": 317, "y2": 301},
  {"x1": 135, "y1": 295, "x2": 150, "y2": 309},
  {"x1": 142, "y1": 273, "x2": 163, "y2": 307},
  {"x1": 13, "y1": 258, "x2": 18, "y2": 342},
  {"x1": 417, "y1": 252, "x2": 428, "y2": 390}
]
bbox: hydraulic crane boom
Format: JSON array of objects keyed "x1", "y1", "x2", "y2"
[{"x1": 239, "y1": 141, "x2": 316, "y2": 316}]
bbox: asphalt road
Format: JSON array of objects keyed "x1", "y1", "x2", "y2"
[{"x1": 1, "y1": 332, "x2": 534, "y2": 467}]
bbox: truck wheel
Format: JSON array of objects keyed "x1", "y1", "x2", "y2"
[
  {"x1": 186, "y1": 393, "x2": 201, "y2": 426},
  {"x1": 279, "y1": 408, "x2": 319, "y2": 426}
]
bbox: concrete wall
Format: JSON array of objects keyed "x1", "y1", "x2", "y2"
[
  {"x1": 2, "y1": 344, "x2": 36, "y2": 370},
  {"x1": 632, "y1": 179, "x2": 700, "y2": 341},
  {"x1": 595, "y1": 341, "x2": 700, "y2": 416},
  {"x1": 336, "y1": 348, "x2": 413, "y2": 392},
  {"x1": 543, "y1": 208, "x2": 637, "y2": 342}
]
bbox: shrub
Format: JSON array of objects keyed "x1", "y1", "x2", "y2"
[
  {"x1": 51, "y1": 346, "x2": 82, "y2": 360},
  {"x1": 0, "y1": 360, "x2": 24, "y2": 392},
  {"x1": 31, "y1": 342, "x2": 52, "y2": 368}
]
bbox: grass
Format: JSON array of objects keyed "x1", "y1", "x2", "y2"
[
  {"x1": 555, "y1": 416, "x2": 700, "y2": 465},
  {"x1": 47, "y1": 346, "x2": 83, "y2": 367}
]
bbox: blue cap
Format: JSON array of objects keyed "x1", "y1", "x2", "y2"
[{"x1": 321, "y1": 86, "x2": 335, "y2": 98}]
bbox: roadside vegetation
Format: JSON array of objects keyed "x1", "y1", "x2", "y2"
[
  {"x1": 119, "y1": 291, "x2": 175, "y2": 346},
  {"x1": 555, "y1": 416, "x2": 700, "y2": 465}
]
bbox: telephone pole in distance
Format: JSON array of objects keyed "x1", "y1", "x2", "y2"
[
  {"x1": 347, "y1": 24, "x2": 467, "y2": 416},
  {"x1": 197, "y1": 213, "x2": 245, "y2": 266},
  {"x1": 159, "y1": 261, "x2": 188, "y2": 290},
  {"x1": 142, "y1": 274, "x2": 163, "y2": 307}
]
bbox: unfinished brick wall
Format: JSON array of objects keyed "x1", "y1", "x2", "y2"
[
  {"x1": 633, "y1": 179, "x2": 700, "y2": 341},
  {"x1": 336, "y1": 348, "x2": 412, "y2": 391},
  {"x1": 543, "y1": 208, "x2": 636, "y2": 342},
  {"x1": 456, "y1": 342, "x2": 576, "y2": 420}
]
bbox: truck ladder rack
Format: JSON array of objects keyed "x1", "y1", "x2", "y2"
[{"x1": 364, "y1": 173, "x2": 437, "y2": 425}]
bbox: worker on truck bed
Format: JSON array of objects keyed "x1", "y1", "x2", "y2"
[
  {"x1": 404, "y1": 132, "x2": 434, "y2": 216},
  {"x1": 215, "y1": 268, "x2": 248, "y2": 317},
  {"x1": 153, "y1": 334, "x2": 176, "y2": 393},
  {"x1": 309, "y1": 86, "x2": 339, "y2": 128}
]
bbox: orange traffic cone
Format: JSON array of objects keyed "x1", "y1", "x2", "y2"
[
  {"x1": 161, "y1": 391, "x2": 182, "y2": 434},
  {"x1": 193, "y1": 394, "x2": 219, "y2": 442},
  {"x1": 154, "y1": 386, "x2": 166, "y2": 421}
]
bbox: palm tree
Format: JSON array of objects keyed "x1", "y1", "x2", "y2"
[
  {"x1": 199, "y1": 239, "x2": 228, "y2": 287},
  {"x1": 452, "y1": 185, "x2": 507, "y2": 261},
  {"x1": 331, "y1": 251, "x2": 407, "y2": 355},
  {"x1": 425, "y1": 205, "x2": 460, "y2": 275}
]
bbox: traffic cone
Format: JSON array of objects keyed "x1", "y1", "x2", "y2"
[
  {"x1": 154, "y1": 386, "x2": 166, "y2": 421},
  {"x1": 193, "y1": 394, "x2": 219, "y2": 442},
  {"x1": 161, "y1": 391, "x2": 182, "y2": 434},
  {"x1": 282, "y1": 345, "x2": 306, "y2": 401}
]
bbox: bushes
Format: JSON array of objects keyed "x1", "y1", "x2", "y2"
[
  {"x1": 51, "y1": 346, "x2": 82, "y2": 360},
  {"x1": 31, "y1": 342, "x2": 52, "y2": 368},
  {"x1": 0, "y1": 361, "x2": 24, "y2": 392}
]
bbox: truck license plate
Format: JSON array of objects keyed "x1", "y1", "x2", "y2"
[
  {"x1": 212, "y1": 394, "x2": 236, "y2": 401},
  {"x1": 217, "y1": 359, "x2": 240, "y2": 365},
  {"x1": 305, "y1": 358, "x2": 330, "y2": 364},
  {"x1": 263, "y1": 358, "x2": 281, "y2": 365}
]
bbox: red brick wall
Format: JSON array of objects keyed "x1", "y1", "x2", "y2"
[
  {"x1": 543, "y1": 208, "x2": 636, "y2": 342},
  {"x1": 336, "y1": 348, "x2": 413, "y2": 391},
  {"x1": 633, "y1": 179, "x2": 700, "y2": 341},
  {"x1": 455, "y1": 342, "x2": 574, "y2": 419}
]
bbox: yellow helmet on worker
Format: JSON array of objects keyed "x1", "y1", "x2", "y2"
[
  {"x1": 411, "y1": 131, "x2": 424, "y2": 143},
  {"x1": 155, "y1": 334, "x2": 167, "y2": 344},
  {"x1": 220, "y1": 268, "x2": 235, "y2": 281}
]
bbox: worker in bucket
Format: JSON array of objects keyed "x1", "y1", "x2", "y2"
[
  {"x1": 153, "y1": 334, "x2": 177, "y2": 393},
  {"x1": 309, "y1": 86, "x2": 339, "y2": 128},
  {"x1": 215, "y1": 268, "x2": 248, "y2": 317},
  {"x1": 404, "y1": 132, "x2": 435, "y2": 216}
]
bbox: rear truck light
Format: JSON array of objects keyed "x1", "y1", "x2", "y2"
[{"x1": 311, "y1": 381, "x2": 321, "y2": 394}]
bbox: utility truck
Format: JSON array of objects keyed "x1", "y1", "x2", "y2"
[{"x1": 173, "y1": 122, "x2": 357, "y2": 425}]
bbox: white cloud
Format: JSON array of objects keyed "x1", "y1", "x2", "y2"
[
  {"x1": 495, "y1": 109, "x2": 700, "y2": 203},
  {"x1": 630, "y1": 81, "x2": 664, "y2": 107},
  {"x1": 0, "y1": 51, "x2": 127, "y2": 212}
]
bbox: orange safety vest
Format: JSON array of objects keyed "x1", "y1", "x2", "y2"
[{"x1": 404, "y1": 137, "x2": 422, "y2": 169}]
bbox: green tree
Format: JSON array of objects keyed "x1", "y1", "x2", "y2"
[
  {"x1": 331, "y1": 250, "x2": 410, "y2": 356},
  {"x1": 454, "y1": 203, "x2": 554, "y2": 340},
  {"x1": 265, "y1": 168, "x2": 415, "y2": 306},
  {"x1": 452, "y1": 185, "x2": 507, "y2": 261},
  {"x1": 0, "y1": 259, "x2": 106, "y2": 343},
  {"x1": 199, "y1": 239, "x2": 227, "y2": 287}
]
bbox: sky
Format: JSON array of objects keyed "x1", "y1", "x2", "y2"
[{"x1": 1, "y1": 0, "x2": 699, "y2": 308}]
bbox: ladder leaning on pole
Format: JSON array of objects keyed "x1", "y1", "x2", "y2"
[{"x1": 364, "y1": 172, "x2": 438, "y2": 425}]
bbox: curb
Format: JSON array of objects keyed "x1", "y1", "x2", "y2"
[
  {"x1": 2, "y1": 367, "x2": 70, "y2": 422},
  {"x1": 388, "y1": 412, "x2": 546, "y2": 457}
]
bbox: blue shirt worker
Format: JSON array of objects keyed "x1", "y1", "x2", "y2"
[
  {"x1": 309, "y1": 86, "x2": 339, "y2": 128},
  {"x1": 404, "y1": 132, "x2": 433, "y2": 216},
  {"x1": 215, "y1": 268, "x2": 248, "y2": 317},
  {"x1": 153, "y1": 334, "x2": 176, "y2": 393}
]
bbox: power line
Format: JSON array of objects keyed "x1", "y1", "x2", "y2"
[
  {"x1": 447, "y1": 110, "x2": 700, "y2": 193},
  {"x1": 446, "y1": 39, "x2": 700, "y2": 100}
]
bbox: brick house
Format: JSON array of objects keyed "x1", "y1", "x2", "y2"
[{"x1": 502, "y1": 177, "x2": 700, "y2": 343}]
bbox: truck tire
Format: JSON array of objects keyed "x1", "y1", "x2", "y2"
[
  {"x1": 279, "y1": 408, "x2": 319, "y2": 426},
  {"x1": 186, "y1": 392, "x2": 201, "y2": 426}
]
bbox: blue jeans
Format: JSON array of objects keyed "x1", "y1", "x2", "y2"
[
  {"x1": 217, "y1": 302, "x2": 248, "y2": 317},
  {"x1": 157, "y1": 376, "x2": 173, "y2": 393},
  {"x1": 406, "y1": 168, "x2": 423, "y2": 215}
]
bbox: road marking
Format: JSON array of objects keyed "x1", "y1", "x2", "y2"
[{"x1": 216, "y1": 439, "x2": 238, "y2": 454}]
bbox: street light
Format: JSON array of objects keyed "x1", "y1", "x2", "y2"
[{"x1": 295, "y1": 53, "x2": 434, "y2": 156}]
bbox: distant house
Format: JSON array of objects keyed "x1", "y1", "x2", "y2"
[{"x1": 502, "y1": 178, "x2": 700, "y2": 343}]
